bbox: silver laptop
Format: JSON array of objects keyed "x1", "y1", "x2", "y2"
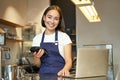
[
  {"x1": 75, "y1": 48, "x2": 109, "y2": 79},
  {"x1": 61, "y1": 48, "x2": 109, "y2": 80}
]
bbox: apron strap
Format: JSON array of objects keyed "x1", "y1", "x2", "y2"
[
  {"x1": 55, "y1": 31, "x2": 58, "y2": 41},
  {"x1": 41, "y1": 31, "x2": 45, "y2": 43}
]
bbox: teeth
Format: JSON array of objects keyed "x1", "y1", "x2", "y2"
[
  {"x1": 49, "y1": 25, "x2": 53, "y2": 27},
  {"x1": 49, "y1": 23, "x2": 54, "y2": 27},
  {"x1": 49, "y1": 24, "x2": 53, "y2": 26}
]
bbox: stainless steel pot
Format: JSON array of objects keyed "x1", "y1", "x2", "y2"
[{"x1": 2, "y1": 65, "x2": 17, "y2": 80}]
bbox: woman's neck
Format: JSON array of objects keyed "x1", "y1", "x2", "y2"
[{"x1": 45, "y1": 29, "x2": 56, "y2": 35}]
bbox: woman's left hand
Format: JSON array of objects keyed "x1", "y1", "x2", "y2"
[{"x1": 57, "y1": 69, "x2": 70, "y2": 76}]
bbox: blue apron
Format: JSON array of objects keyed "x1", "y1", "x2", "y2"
[{"x1": 39, "y1": 31, "x2": 65, "y2": 74}]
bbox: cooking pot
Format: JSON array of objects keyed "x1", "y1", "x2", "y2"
[{"x1": 2, "y1": 65, "x2": 17, "y2": 80}]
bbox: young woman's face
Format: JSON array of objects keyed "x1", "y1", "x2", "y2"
[{"x1": 43, "y1": 10, "x2": 60, "y2": 31}]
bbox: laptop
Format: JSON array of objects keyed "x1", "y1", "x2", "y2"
[
  {"x1": 76, "y1": 48, "x2": 109, "y2": 79},
  {"x1": 62, "y1": 48, "x2": 109, "y2": 80}
]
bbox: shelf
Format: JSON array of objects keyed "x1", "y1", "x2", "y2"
[
  {"x1": 0, "y1": 19, "x2": 24, "y2": 42},
  {"x1": 6, "y1": 38, "x2": 23, "y2": 42},
  {"x1": 0, "y1": 19, "x2": 24, "y2": 28}
]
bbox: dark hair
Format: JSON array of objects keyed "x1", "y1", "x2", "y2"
[{"x1": 41, "y1": 5, "x2": 64, "y2": 31}]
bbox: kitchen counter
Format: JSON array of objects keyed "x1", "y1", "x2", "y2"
[{"x1": 34, "y1": 73, "x2": 111, "y2": 80}]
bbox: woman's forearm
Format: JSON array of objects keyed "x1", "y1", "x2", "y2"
[
  {"x1": 64, "y1": 43, "x2": 72, "y2": 71},
  {"x1": 64, "y1": 59, "x2": 72, "y2": 71}
]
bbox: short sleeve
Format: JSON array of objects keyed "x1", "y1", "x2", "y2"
[{"x1": 58, "y1": 31, "x2": 72, "y2": 46}]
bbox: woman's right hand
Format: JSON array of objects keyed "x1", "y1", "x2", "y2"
[
  {"x1": 33, "y1": 48, "x2": 45, "y2": 58},
  {"x1": 33, "y1": 48, "x2": 45, "y2": 67}
]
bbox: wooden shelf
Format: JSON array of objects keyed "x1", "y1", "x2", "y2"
[
  {"x1": 6, "y1": 38, "x2": 23, "y2": 42},
  {"x1": 0, "y1": 19, "x2": 24, "y2": 28}
]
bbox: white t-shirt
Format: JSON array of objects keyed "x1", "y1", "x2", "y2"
[{"x1": 32, "y1": 31, "x2": 72, "y2": 58}]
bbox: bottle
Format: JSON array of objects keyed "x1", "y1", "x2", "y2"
[{"x1": 5, "y1": 48, "x2": 10, "y2": 60}]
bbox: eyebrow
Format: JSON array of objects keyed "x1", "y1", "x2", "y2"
[{"x1": 47, "y1": 14, "x2": 60, "y2": 19}]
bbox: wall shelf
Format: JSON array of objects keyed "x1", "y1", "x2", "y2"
[
  {"x1": 0, "y1": 19, "x2": 24, "y2": 28},
  {"x1": 0, "y1": 19, "x2": 24, "y2": 42},
  {"x1": 6, "y1": 38, "x2": 23, "y2": 42}
]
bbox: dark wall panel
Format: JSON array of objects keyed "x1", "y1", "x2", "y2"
[{"x1": 50, "y1": 0, "x2": 76, "y2": 34}]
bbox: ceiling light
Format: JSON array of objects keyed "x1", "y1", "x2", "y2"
[
  {"x1": 71, "y1": 0, "x2": 101, "y2": 22},
  {"x1": 79, "y1": 5, "x2": 101, "y2": 22},
  {"x1": 71, "y1": 0, "x2": 91, "y2": 5}
]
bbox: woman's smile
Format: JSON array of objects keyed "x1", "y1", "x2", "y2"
[{"x1": 47, "y1": 22, "x2": 55, "y2": 28}]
